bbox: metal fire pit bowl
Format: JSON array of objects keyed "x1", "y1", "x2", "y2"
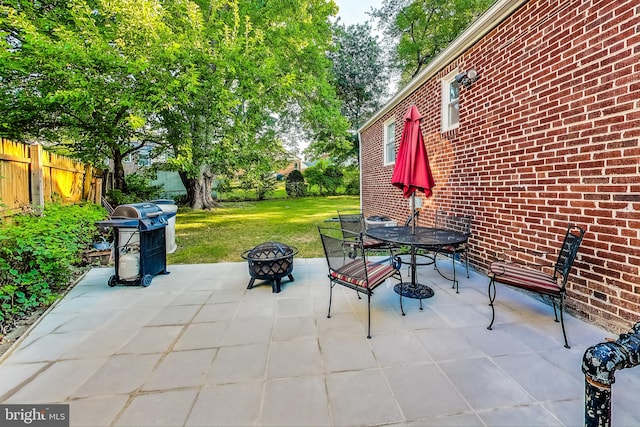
[{"x1": 241, "y1": 242, "x2": 298, "y2": 293}]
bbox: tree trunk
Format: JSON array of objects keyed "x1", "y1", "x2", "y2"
[
  {"x1": 179, "y1": 170, "x2": 219, "y2": 210},
  {"x1": 112, "y1": 150, "x2": 127, "y2": 192}
]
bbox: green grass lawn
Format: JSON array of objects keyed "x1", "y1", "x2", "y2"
[{"x1": 167, "y1": 195, "x2": 359, "y2": 264}]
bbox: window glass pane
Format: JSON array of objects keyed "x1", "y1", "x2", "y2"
[
  {"x1": 384, "y1": 121, "x2": 395, "y2": 164},
  {"x1": 442, "y1": 72, "x2": 460, "y2": 131},
  {"x1": 449, "y1": 81, "x2": 460, "y2": 102},
  {"x1": 386, "y1": 142, "x2": 395, "y2": 163},
  {"x1": 449, "y1": 102, "x2": 459, "y2": 127},
  {"x1": 387, "y1": 122, "x2": 395, "y2": 141}
]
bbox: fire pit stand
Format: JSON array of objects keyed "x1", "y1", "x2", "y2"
[{"x1": 241, "y1": 242, "x2": 298, "y2": 293}]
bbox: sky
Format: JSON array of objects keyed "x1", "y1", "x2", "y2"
[{"x1": 333, "y1": 0, "x2": 382, "y2": 26}]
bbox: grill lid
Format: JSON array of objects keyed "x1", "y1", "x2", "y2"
[{"x1": 112, "y1": 203, "x2": 163, "y2": 219}]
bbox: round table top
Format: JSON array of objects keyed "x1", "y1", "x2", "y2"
[{"x1": 366, "y1": 226, "x2": 468, "y2": 247}]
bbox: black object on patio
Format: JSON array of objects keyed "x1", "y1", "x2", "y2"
[
  {"x1": 95, "y1": 202, "x2": 173, "y2": 287},
  {"x1": 241, "y1": 242, "x2": 298, "y2": 293},
  {"x1": 582, "y1": 321, "x2": 640, "y2": 427},
  {"x1": 487, "y1": 223, "x2": 586, "y2": 348},
  {"x1": 318, "y1": 226, "x2": 402, "y2": 339},
  {"x1": 337, "y1": 210, "x2": 389, "y2": 253}
]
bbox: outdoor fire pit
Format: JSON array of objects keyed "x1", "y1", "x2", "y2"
[{"x1": 241, "y1": 242, "x2": 298, "y2": 293}]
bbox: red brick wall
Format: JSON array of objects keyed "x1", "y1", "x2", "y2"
[{"x1": 360, "y1": 0, "x2": 640, "y2": 333}]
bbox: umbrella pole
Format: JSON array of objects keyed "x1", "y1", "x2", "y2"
[{"x1": 411, "y1": 193, "x2": 416, "y2": 234}]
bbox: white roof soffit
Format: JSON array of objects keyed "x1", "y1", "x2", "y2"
[{"x1": 359, "y1": 0, "x2": 528, "y2": 133}]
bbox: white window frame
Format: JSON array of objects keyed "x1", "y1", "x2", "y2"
[
  {"x1": 383, "y1": 117, "x2": 396, "y2": 166},
  {"x1": 138, "y1": 152, "x2": 150, "y2": 167},
  {"x1": 441, "y1": 69, "x2": 460, "y2": 132}
]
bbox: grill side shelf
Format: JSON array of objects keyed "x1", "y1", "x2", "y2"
[{"x1": 96, "y1": 219, "x2": 139, "y2": 228}]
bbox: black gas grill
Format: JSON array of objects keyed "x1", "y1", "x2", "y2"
[{"x1": 96, "y1": 202, "x2": 172, "y2": 287}]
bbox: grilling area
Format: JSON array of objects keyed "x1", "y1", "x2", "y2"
[
  {"x1": 1, "y1": 259, "x2": 638, "y2": 426},
  {"x1": 96, "y1": 202, "x2": 176, "y2": 287}
]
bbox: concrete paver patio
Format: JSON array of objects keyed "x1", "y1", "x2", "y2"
[{"x1": 0, "y1": 258, "x2": 639, "y2": 426}]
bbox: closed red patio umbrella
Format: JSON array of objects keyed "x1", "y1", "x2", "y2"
[{"x1": 391, "y1": 105, "x2": 435, "y2": 231}]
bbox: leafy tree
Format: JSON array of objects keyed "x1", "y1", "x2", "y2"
[
  {"x1": 310, "y1": 22, "x2": 388, "y2": 163},
  {"x1": 372, "y1": 0, "x2": 493, "y2": 86},
  {"x1": 160, "y1": 0, "x2": 348, "y2": 209},
  {"x1": 304, "y1": 159, "x2": 344, "y2": 196},
  {"x1": 157, "y1": 0, "x2": 251, "y2": 209},
  {"x1": 330, "y1": 22, "x2": 388, "y2": 132},
  {"x1": 0, "y1": 0, "x2": 192, "y2": 191},
  {"x1": 241, "y1": 0, "x2": 350, "y2": 169},
  {"x1": 239, "y1": 169, "x2": 278, "y2": 201},
  {"x1": 342, "y1": 164, "x2": 360, "y2": 195},
  {"x1": 0, "y1": 0, "x2": 351, "y2": 208}
]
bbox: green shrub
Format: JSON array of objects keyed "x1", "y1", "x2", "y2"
[
  {"x1": 0, "y1": 202, "x2": 107, "y2": 335},
  {"x1": 343, "y1": 165, "x2": 360, "y2": 195},
  {"x1": 106, "y1": 173, "x2": 164, "y2": 205},
  {"x1": 285, "y1": 170, "x2": 307, "y2": 197},
  {"x1": 240, "y1": 172, "x2": 277, "y2": 201},
  {"x1": 303, "y1": 160, "x2": 344, "y2": 196}
]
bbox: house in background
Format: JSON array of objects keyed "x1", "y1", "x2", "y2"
[
  {"x1": 276, "y1": 155, "x2": 307, "y2": 179},
  {"x1": 359, "y1": 0, "x2": 639, "y2": 334}
]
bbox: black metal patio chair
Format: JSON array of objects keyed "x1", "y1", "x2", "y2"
[
  {"x1": 337, "y1": 210, "x2": 389, "y2": 254},
  {"x1": 318, "y1": 226, "x2": 402, "y2": 339},
  {"x1": 433, "y1": 210, "x2": 472, "y2": 290},
  {"x1": 487, "y1": 223, "x2": 586, "y2": 348},
  {"x1": 411, "y1": 209, "x2": 472, "y2": 293}
]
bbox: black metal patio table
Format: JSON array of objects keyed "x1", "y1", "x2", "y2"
[{"x1": 366, "y1": 226, "x2": 468, "y2": 314}]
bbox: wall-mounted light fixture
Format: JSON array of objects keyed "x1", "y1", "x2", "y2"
[{"x1": 455, "y1": 69, "x2": 478, "y2": 88}]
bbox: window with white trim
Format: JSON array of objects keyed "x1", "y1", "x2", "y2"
[
  {"x1": 441, "y1": 70, "x2": 460, "y2": 132},
  {"x1": 383, "y1": 118, "x2": 396, "y2": 165}
]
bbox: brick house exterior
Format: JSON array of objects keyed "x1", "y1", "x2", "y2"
[
  {"x1": 359, "y1": 0, "x2": 640, "y2": 333},
  {"x1": 276, "y1": 156, "x2": 305, "y2": 177}
]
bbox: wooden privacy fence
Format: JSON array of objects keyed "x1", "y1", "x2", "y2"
[{"x1": 0, "y1": 138, "x2": 102, "y2": 214}]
